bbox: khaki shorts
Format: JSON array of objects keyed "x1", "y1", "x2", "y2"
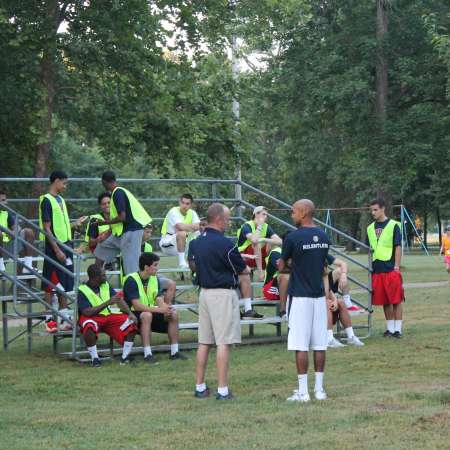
[{"x1": 198, "y1": 288, "x2": 241, "y2": 345}]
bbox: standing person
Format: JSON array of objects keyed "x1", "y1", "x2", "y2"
[
  {"x1": 39, "y1": 170, "x2": 86, "y2": 331},
  {"x1": 237, "y1": 206, "x2": 282, "y2": 281},
  {"x1": 94, "y1": 171, "x2": 151, "y2": 275},
  {"x1": 84, "y1": 192, "x2": 112, "y2": 253},
  {"x1": 367, "y1": 198, "x2": 404, "y2": 338},
  {"x1": 0, "y1": 191, "x2": 36, "y2": 273},
  {"x1": 159, "y1": 193, "x2": 200, "y2": 268},
  {"x1": 188, "y1": 203, "x2": 251, "y2": 400},
  {"x1": 279, "y1": 199, "x2": 331, "y2": 403},
  {"x1": 439, "y1": 225, "x2": 450, "y2": 274}
]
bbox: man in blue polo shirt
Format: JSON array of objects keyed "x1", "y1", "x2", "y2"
[
  {"x1": 279, "y1": 199, "x2": 330, "y2": 403},
  {"x1": 188, "y1": 203, "x2": 251, "y2": 400}
]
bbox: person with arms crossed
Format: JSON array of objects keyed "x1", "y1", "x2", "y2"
[
  {"x1": 78, "y1": 264, "x2": 137, "y2": 367},
  {"x1": 279, "y1": 199, "x2": 331, "y2": 403},
  {"x1": 367, "y1": 198, "x2": 404, "y2": 338},
  {"x1": 123, "y1": 252, "x2": 186, "y2": 363},
  {"x1": 188, "y1": 203, "x2": 251, "y2": 400},
  {"x1": 94, "y1": 171, "x2": 151, "y2": 275},
  {"x1": 159, "y1": 193, "x2": 200, "y2": 268}
]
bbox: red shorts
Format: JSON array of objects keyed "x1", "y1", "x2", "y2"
[
  {"x1": 372, "y1": 271, "x2": 405, "y2": 306},
  {"x1": 444, "y1": 256, "x2": 450, "y2": 265},
  {"x1": 262, "y1": 278, "x2": 279, "y2": 301},
  {"x1": 78, "y1": 313, "x2": 136, "y2": 345},
  {"x1": 240, "y1": 245, "x2": 268, "y2": 269}
]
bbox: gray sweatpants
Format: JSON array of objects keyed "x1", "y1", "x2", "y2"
[{"x1": 94, "y1": 229, "x2": 144, "y2": 275}]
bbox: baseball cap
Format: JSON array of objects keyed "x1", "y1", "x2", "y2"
[{"x1": 253, "y1": 206, "x2": 267, "y2": 216}]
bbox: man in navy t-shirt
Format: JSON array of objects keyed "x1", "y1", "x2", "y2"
[{"x1": 279, "y1": 199, "x2": 330, "y2": 403}]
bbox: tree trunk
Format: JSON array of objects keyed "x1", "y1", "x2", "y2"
[
  {"x1": 376, "y1": 0, "x2": 389, "y2": 122},
  {"x1": 423, "y1": 210, "x2": 428, "y2": 249},
  {"x1": 436, "y1": 207, "x2": 442, "y2": 247},
  {"x1": 29, "y1": 0, "x2": 60, "y2": 218},
  {"x1": 346, "y1": 212, "x2": 361, "y2": 252}
]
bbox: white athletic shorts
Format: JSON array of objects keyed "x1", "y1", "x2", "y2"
[{"x1": 287, "y1": 296, "x2": 328, "y2": 351}]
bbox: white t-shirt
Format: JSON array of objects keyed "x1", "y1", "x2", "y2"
[{"x1": 163, "y1": 208, "x2": 200, "y2": 236}]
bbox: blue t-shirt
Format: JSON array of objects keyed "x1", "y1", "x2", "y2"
[
  {"x1": 237, "y1": 222, "x2": 275, "y2": 248},
  {"x1": 188, "y1": 227, "x2": 246, "y2": 289},
  {"x1": 112, "y1": 188, "x2": 143, "y2": 233},
  {"x1": 123, "y1": 274, "x2": 164, "y2": 308},
  {"x1": 281, "y1": 226, "x2": 330, "y2": 298},
  {"x1": 366, "y1": 219, "x2": 402, "y2": 274},
  {"x1": 77, "y1": 283, "x2": 117, "y2": 315}
]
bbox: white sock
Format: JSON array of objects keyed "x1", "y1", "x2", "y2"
[
  {"x1": 196, "y1": 383, "x2": 206, "y2": 392},
  {"x1": 315, "y1": 372, "x2": 324, "y2": 392},
  {"x1": 298, "y1": 374, "x2": 308, "y2": 395},
  {"x1": 345, "y1": 327, "x2": 355, "y2": 339},
  {"x1": 243, "y1": 297, "x2": 252, "y2": 312},
  {"x1": 87, "y1": 345, "x2": 98, "y2": 360},
  {"x1": 343, "y1": 295, "x2": 352, "y2": 308},
  {"x1": 144, "y1": 346, "x2": 152, "y2": 357},
  {"x1": 387, "y1": 320, "x2": 395, "y2": 333},
  {"x1": 327, "y1": 329, "x2": 334, "y2": 341},
  {"x1": 0, "y1": 258, "x2": 5, "y2": 271},
  {"x1": 122, "y1": 341, "x2": 133, "y2": 359},
  {"x1": 217, "y1": 386, "x2": 229, "y2": 396},
  {"x1": 394, "y1": 320, "x2": 402, "y2": 333},
  {"x1": 170, "y1": 343, "x2": 179, "y2": 356},
  {"x1": 178, "y1": 252, "x2": 185, "y2": 265}
]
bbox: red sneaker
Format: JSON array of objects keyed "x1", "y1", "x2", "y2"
[
  {"x1": 347, "y1": 305, "x2": 362, "y2": 312},
  {"x1": 45, "y1": 319, "x2": 58, "y2": 333}
]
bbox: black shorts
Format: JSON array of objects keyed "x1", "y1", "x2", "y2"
[
  {"x1": 135, "y1": 311, "x2": 169, "y2": 333},
  {"x1": 328, "y1": 271, "x2": 339, "y2": 294},
  {"x1": 41, "y1": 241, "x2": 74, "y2": 293}
]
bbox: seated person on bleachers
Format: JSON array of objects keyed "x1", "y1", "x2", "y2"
[
  {"x1": 0, "y1": 190, "x2": 36, "y2": 274},
  {"x1": 84, "y1": 192, "x2": 112, "y2": 253},
  {"x1": 123, "y1": 252, "x2": 187, "y2": 363},
  {"x1": 236, "y1": 206, "x2": 282, "y2": 281},
  {"x1": 78, "y1": 264, "x2": 138, "y2": 367},
  {"x1": 325, "y1": 266, "x2": 364, "y2": 348},
  {"x1": 326, "y1": 254, "x2": 360, "y2": 311},
  {"x1": 159, "y1": 194, "x2": 200, "y2": 268},
  {"x1": 262, "y1": 244, "x2": 290, "y2": 302}
]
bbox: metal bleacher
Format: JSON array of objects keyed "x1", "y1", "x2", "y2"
[{"x1": 0, "y1": 177, "x2": 373, "y2": 361}]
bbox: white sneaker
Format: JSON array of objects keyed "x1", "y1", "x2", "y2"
[
  {"x1": 179, "y1": 261, "x2": 189, "y2": 269},
  {"x1": 287, "y1": 390, "x2": 310, "y2": 403},
  {"x1": 327, "y1": 337, "x2": 346, "y2": 348},
  {"x1": 347, "y1": 336, "x2": 364, "y2": 346},
  {"x1": 314, "y1": 389, "x2": 327, "y2": 401}
]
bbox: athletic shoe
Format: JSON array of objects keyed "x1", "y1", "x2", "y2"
[
  {"x1": 120, "y1": 355, "x2": 135, "y2": 365},
  {"x1": 169, "y1": 352, "x2": 188, "y2": 360},
  {"x1": 179, "y1": 261, "x2": 189, "y2": 269},
  {"x1": 392, "y1": 331, "x2": 402, "y2": 339},
  {"x1": 287, "y1": 390, "x2": 310, "y2": 403},
  {"x1": 216, "y1": 390, "x2": 234, "y2": 401},
  {"x1": 143, "y1": 355, "x2": 158, "y2": 364},
  {"x1": 92, "y1": 358, "x2": 102, "y2": 368},
  {"x1": 314, "y1": 389, "x2": 327, "y2": 401},
  {"x1": 241, "y1": 309, "x2": 264, "y2": 320},
  {"x1": 383, "y1": 330, "x2": 393, "y2": 337},
  {"x1": 327, "y1": 337, "x2": 346, "y2": 348},
  {"x1": 194, "y1": 387, "x2": 210, "y2": 399},
  {"x1": 347, "y1": 305, "x2": 362, "y2": 312},
  {"x1": 45, "y1": 319, "x2": 58, "y2": 334},
  {"x1": 347, "y1": 336, "x2": 365, "y2": 346}
]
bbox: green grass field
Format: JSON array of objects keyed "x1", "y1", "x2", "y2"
[{"x1": 1, "y1": 256, "x2": 449, "y2": 449}]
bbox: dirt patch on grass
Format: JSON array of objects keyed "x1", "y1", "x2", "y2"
[{"x1": 414, "y1": 412, "x2": 450, "y2": 429}]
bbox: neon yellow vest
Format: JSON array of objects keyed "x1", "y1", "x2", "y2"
[
  {"x1": 78, "y1": 282, "x2": 120, "y2": 316},
  {"x1": 161, "y1": 207, "x2": 194, "y2": 235},
  {"x1": 110, "y1": 187, "x2": 152, "y2": 236},
  {"x1": 0, "y1": 211, "x2": 11, "y2": 243},
  {"x1": 367, "y1": 219, "x2": 397, "y2": 261},
  {"x1": 125, "y1": 272, "x2": 159, "y2": 310},
  {"x1": 142, "y1": 242, "x2": 153, "y2": 253},
  {"x1": 38, "y1": 193, "x2": 72, "y2": 242},
  {"x1": 84, "y1": 213, "x2": 110, "y2": 243},
  {"x1": 237, "y1": 221, "x2": 268, "y2": 252},
  {"x1": 264, "y1": 247, "x2": 282, "y2": 284}
]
